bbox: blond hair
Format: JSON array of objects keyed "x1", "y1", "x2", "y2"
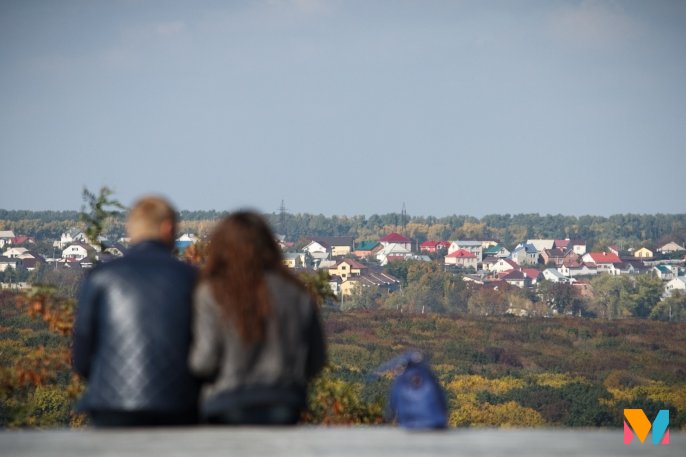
[{"x1": 127, "y1": 196, "x2": 177, "y2": 242}]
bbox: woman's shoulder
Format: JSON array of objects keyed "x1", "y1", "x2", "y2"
[
  {"x1": 266, "y1": 271, "x2": 312, "y2": 304},
  {"x1": 194, "y1": 280, "x2": 219, "y2": 308}
]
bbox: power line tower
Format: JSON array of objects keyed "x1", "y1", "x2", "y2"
[
  {"x1": 401, "y1": 202, "x2": 407, "y2": 235},
  {"x1": 278, "y1": 199, "x2": 287, "y2": 235}
]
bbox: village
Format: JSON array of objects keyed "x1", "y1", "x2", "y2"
[
  {"x1": 285, "y1": 233, "x2": 686, "y2": 304},
  {"x1": 1, "y1": 226, "x2": 685, "y2": 313}
]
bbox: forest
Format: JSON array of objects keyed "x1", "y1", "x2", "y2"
[{"x1": 2, "y1": 286, "x2": 685, "y2": 429}]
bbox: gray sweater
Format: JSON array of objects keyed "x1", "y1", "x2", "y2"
[{"x1": 189, "y1": 273, "x2": 326, "y2": 405}]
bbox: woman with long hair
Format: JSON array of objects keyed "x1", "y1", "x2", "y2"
[{"x1": 189, "y1": 211, "x2": 326, "y2": 425}]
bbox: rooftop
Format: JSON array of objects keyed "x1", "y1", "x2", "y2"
[{"x1": 380, "y1": 233, "x2": 412, "y2": 243}]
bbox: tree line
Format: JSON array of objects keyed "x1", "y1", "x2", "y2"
[{"x1": 2, "y1": 210, "x2": 685, "y2": 250}]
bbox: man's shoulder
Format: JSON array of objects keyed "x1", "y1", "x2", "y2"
[{"x1": 90, "y1": 252, "x2": 197, "y2": 278}]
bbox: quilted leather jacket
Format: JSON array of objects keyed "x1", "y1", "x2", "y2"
[{"x1": 72, "y1": 240, "x2": 200, "y2": 414}]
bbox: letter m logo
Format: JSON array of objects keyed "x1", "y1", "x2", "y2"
[{"x1": 624, "y1": 409, "x2": 670, "y2": 445}]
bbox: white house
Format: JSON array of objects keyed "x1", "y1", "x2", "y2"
[
  {"x1": 491, "y1": 258, "x2": 518, "y2": 273},
  {"x1": 556, "y1": 239, "x2": 587, "y2": 255},
  {"x1": 447, "y1": 241, "x2": 483, "y2": 261},
  {"x1": 527, "y1": 239, "x2": 555, "y2": 252},
  {"x1": 658, "y1": 241, "x2": 686, "y2": 254},
  {"x1": 302, "y1": 241, "x2": 331, "y2": 266},
  {"x1": 570, "y1": 241, "x2": 588, "y2": 256},
  {"x1": 483, "y1": 244, "x2": 510, "y2": 259},
  {"x1": 559, "y1": 264, "x2": 598, "y2": 278},
  {"x1": 303, "y1": 240, "x2": 327, "y2": 256},
  {"x1": 375, "y1": 243, "x2": 412, "y2": 266},
  {"x1": 582, "y1": 252, "x2": 622, "y2": 273},
  {"x1": 653, "y1": 265, "x2": 678, "y2": 281},
  {"x1": 0, "y1": 256, "x2": 21, "y2": 272},
  {"x1": 608, "y1": 262, "x2": 636, "y2": 276},
  {"x1": 18, "y1": 251, "x2": 40, "y2": 260},
  {"x1": 54, "y1": 230, "x2": 89, "y2": 249},
  {"x1": 282, "y1": 252, "x2": 306, "y2": 269},
  {"x1": 664, "y1": 276, "x2": 686, "y2": 297},
  {"x1": 510, "y1": 243, "x2": 539, "y2": 266},
  {"x1": 0, "y1": 231, "x2": 15, "y2": 249},
  {"x1": 481, "y1": 256, "x2": 500, "y2": 271},
  {"x1": 380, "y1": 233, "x2": 413, "y2": 251},
  {"x1": 2, "y1": 247, "x2": 28, "y2": 259},
  {"x1": 542, "y1": 268, "x2": 573, "y2": 283},
  {"x1": 303, "y1": 236, "x2": 354, "y2": 258},
  {"x1": 62, "y1": 243, "x2": 93, "y2": 262},
  {"x1": 500, "y1": 270, "x2": 529, "y2": 288}
]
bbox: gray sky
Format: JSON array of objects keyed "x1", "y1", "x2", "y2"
[{"x1": 1, "y1": 0, "x2": 685, "y2": 216}]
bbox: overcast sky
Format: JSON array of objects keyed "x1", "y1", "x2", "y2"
[{"x1": 1, "y1": 0, "x2": 685, "y2": 216}]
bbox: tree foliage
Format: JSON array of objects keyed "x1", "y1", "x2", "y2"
[
  {"x1": 650, "y1": 291, "x2": 686, "y2": 321},
  {"x1": 79, "y1": 186, "x2": 125, "y2": 249},
  {"x1": 589, "y1": 274, "x2": 670, "y2": 320},
  {"x1": 0, "y1": 290, "x2": 84, "y2": 427}
]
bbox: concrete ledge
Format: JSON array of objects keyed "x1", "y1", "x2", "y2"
[{"x1": 1, "y1": 427, "x2": 683, "y2": 457}]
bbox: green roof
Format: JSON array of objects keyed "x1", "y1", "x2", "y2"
[
  {"x1": 484, "y1": 244, "x2": 503, "y2": 254},
  {"x1": 356, "y1": 241, "x2": 380, "y2": 251}
]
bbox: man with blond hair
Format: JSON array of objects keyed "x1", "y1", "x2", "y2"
[{"x1": 73, "y1": 196, "x2": 200, "y2": 426}]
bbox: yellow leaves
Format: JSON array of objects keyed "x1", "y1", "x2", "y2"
[
  {"x1": 453, "y1": 222, "x2": 487, "y2": 240},
  {"x1": 446, "y1": 375, "x2": 527, "y2": 417},
  {"x1": 450, "y1": 401, "x2": 545, "y2": 427},
  {"x1": 446, "y1": 375, "x2": 526, "y2": 397},
  {"x1": 304, "y1": 373, "x2": 384, "y2": 425},
  {"x1": 607, "y1": 382, "x2": 686, "y2": 411},
  {"x1": 531, "y1": 372, "x2": 580, "y2": 389}
]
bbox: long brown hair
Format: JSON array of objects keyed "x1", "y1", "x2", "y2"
[{"x1": 203, "y1": 211, "x2": 302, "y2": 343}]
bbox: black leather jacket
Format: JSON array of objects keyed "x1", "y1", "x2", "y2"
[{"x1": 72, "y1": 240, "x2": 200, "y2": 414}]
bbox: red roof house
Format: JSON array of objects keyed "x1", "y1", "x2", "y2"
[
  {"x1": 583, "y1": 252, "x2": 621, "y2": 264},
  {"x1": 380, "y1": 232, "x2": 413, "y2": 251},
  {"x1": 381, "y1": 232, "x2": 412, "y2": 243},
  {"x1": 444, "y1": 248, "x2": 478, "y2": 269},
  {"x1": 420, "y1": 240, "x2": 451, "y2": 253}
]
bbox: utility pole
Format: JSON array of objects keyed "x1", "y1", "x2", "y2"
[{"x1": 279, "y1": 199, "x2": 287, "y2": 236}]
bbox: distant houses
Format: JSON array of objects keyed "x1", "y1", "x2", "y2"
[
  {"x1": 3, "y1": 212, "x2": 685, "y2": 315},
  {"x1": 658, "y1": 241, "x2": 686, "y2": 254},
  {"x1": 304, "y1": 236, "x2": 355, "y2": 258},
  {"x1": 323, "y1": 257, "x2": 401, "y2": 297},
  {"x1": 0, "y1": 231, "x2": 16, "y2": 249}
]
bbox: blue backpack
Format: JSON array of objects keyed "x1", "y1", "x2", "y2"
[{"x1": 380, "y1": 351, "x2": 448, "y2": 429}]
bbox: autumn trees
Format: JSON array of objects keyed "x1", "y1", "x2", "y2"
[{"x1": 588, "y1": 274, "x2": 671, "y2": 320}]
